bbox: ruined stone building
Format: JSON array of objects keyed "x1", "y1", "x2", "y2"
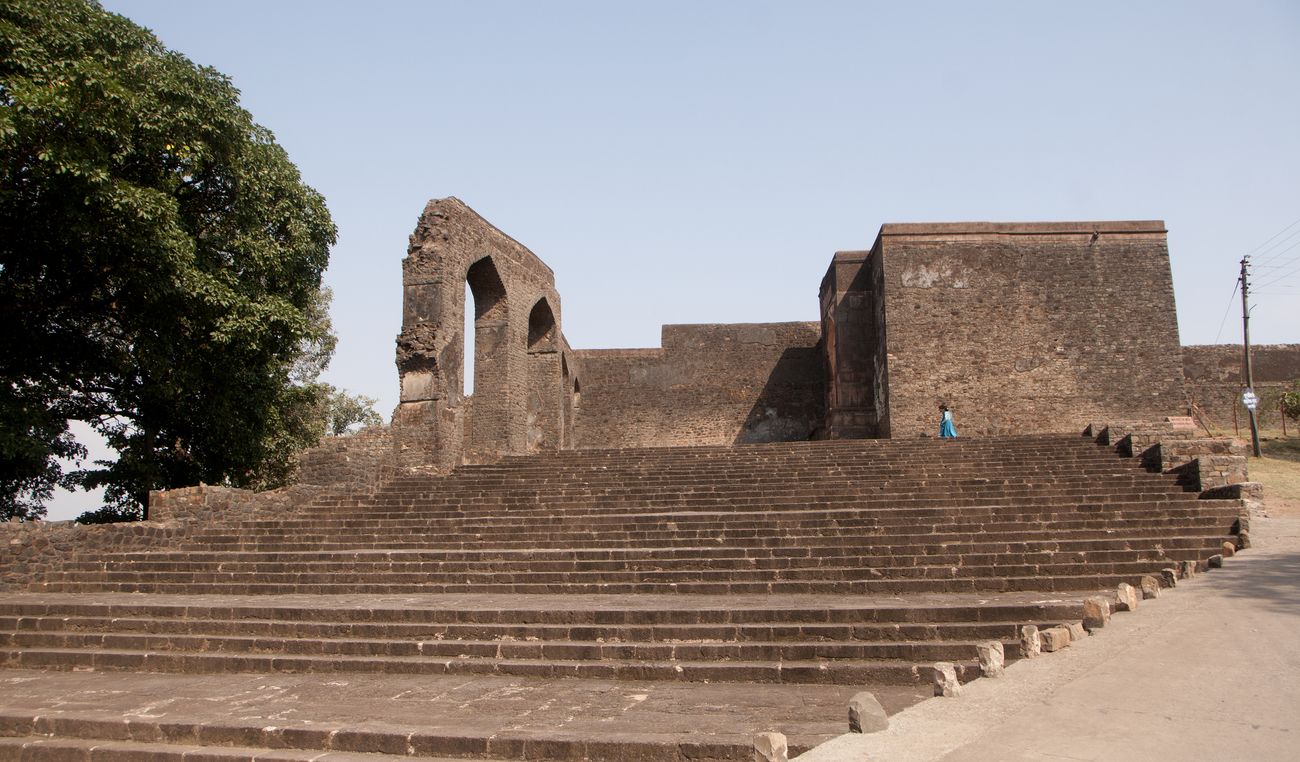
[{"x1": 382, "y1": 198, "x2": 1211, "y2": 471}]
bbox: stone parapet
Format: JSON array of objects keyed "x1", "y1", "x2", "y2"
[
  {"x1": 1088, "y1": 421, "x2": 1249, "y2": 495},
  {"x1": 148, "y1": 483, "x2": 327, "y2": 524},
  {"x1": 297, "y1": 426, "x2": 400, "y2": 490},
  {"x1": 1, "y1": 520, "x2": 188, "y2": 589}
]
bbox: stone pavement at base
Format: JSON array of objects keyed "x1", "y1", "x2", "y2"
[
  {"x1": 801, "y1": 515, "x2": 1300, "y2": 762},
  {"x1": 0, "y1": 665, "x2": 926, "y2": 757}
]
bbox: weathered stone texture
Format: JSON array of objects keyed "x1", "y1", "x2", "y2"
[
  {"x1": 296, "y1": 426, "x2": 398, "y2": 491},
  {"x1": 932, "y1": 662, "x2": 962, "y2": 697},
  {"x1": 2, "y1": 520, "x2": 188, "y2": 589},
  {"x1": 1082, "y1": 597, "x2": 1111, "y2": 630},
  {"x1": 820, "y1": 251, "x2": 887, "y2": 438},
  {"x1": 394, "y1": 198, "x2": 578, "y2": 468},
  {"x1": 868, "y1": 222, "x2": 1188, "y2": 437},
  {"x1": 573, "y1": 323, "x2": 825, "y2": 449},
  {"x1": 1183, "y1": 344, "x2": 1300, "y2": 433},
  {"x1": 1039, "y1": 626, "x2": 1072, "y2": 652},
  {"x1": 847, "y1": 691, "x2": 889, "y2": 733},
  {"x1": 975, "y1": 640, "x2": 1004, "y2": 678}
]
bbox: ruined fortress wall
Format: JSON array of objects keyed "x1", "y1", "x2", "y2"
[
  {"x1": 572, "y1": 322, "x2": 824, "y2": 449},
  {"x1": 395, "y1": 198, "x2": 576, "y2": 467},
  {"x1": 875, "y1": 222, "x2": 1189, "y2": 437},
  {"x1": 820, "y1": 251, "x2": 880, "y2": 438},
  {"x1": 1183, "y1": 344, "x2": 1300, "y2": 432}
]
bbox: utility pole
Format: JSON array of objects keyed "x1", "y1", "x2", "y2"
[{"x1": 1240, "y1": 257, "x2": 1263, "y2": 457}]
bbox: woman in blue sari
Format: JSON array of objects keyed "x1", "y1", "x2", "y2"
[{"x1": 939, "y1": 404, "x2": 957, "y2": 438}]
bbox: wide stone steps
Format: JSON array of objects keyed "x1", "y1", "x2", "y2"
[
  {"x1": 175, "y1": 522, "x2": 1236, "y2": 552},
  {"x1": 37, "y1": 553, "x2": 1216, "y2": 583},
  {"x1": 1, "y1": 646, "x2": 984, "y2": 687},
  {"x1": 0, "y1": 614, "x2": 1051, "y2": 645},
  {"x1": 57, "y1": 546, "x2": 1214, "y2": 575},
  {"x1": 63, "y1": 534, "x2": 1230, "y2": 565},
  {"x1": 5, "y1": 433, "x2": 1241, "y2": 710},
  {"x1": 0, "y1": 628, "x2": 1001, "y2": 664},
  {"x1": 188, "y1": 506, "x2": 1238, "y2": 536},
  {"x1": 312, "y1": 491, "x2": 1201, "y2": 516},
  {"x1": 33, "y1": 572, "x2": 1176, "y2": 595}
]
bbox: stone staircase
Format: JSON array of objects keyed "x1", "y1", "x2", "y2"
[{"x1": 0, "y1": 432, "x2": 1244, "y2": 760}]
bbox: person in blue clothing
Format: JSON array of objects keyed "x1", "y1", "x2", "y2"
[{"x1": 939, "y1": 403, "x2": 957, "y2": 438}]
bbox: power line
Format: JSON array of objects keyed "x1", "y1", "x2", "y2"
[
  {"x1": 1253, "y1": 259, "x2": 1300, "y2": 290},
  {"x1": 1211, "y1": 278, "x2": 1240, "y2": 345},
  {"x1": 1246, "y1": 215, "x2": 1300, "y2": 264},
  {"x1": 1249, "y1": 239, "x2": 1300, "y2": 270}
]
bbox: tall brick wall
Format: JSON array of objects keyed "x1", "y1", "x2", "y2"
[
  {"x1": 573, "y1": 323, "x2": 824, "y2": 448},
  {"x1": 871, "y1": 222, "x2": 1189, "y2": 437},
  {"x1": 1183, "y1": 344, "x2": 1300, "y2": 432}
]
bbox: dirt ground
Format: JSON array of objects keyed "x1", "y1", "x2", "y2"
[{"x1": 1248, "y1": 435, "x2": 1300, "y2": 517}]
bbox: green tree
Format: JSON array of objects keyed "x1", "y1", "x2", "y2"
[
  {"x1": 323, "y1": 386, "x2": 384, "y2": 436},
  {"x1": 1282, "y1": 382, "x2": 1300, "y2": 424},
  {"x1": 0, "y1": 0, "x2": 337, "y2": 519}
]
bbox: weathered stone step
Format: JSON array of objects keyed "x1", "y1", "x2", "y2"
[
  {"x1": 354, "y1": 471, "x2": 1169, "y2": 496},
  {"x1": 308, "y1": 492, "x2": 1205, "y2": 517},
  {"x1": 189, "y1": 510, "x2": 1238, "y2": 540},
  {"x1": 0, "y1": 735, "x2": 461, "y2": 761},
  {"x1": 0, "y1": 595, "x2": 1091, "y2": 625},
  {"x1": 0, "y1": 613, "x2": 1052, "y2": 644},
  {"x1": 176, "y1": 523, "x2": 1237, "y2": 552},
  {"x1": 69, "y1": 534, "x2": 1229, "y2": 567},
  {"x1": 40, "y1": 554, "x2": 1213, "y2": 587},
  {"x1": 0, "y1": 629, "x2": 1003, "y2": 664},
  {"x1": 435, "y1": 462, "x2": 1131, "y2": 484},
  {"x1": 0, "y1": 668, "x2": 864, "y2": 761},
  {"x1": 213, "y1": 510, "x2": 1229, "y2": 540},
  {"x1": 60, "y1": 546, "x2": 1213, "y2": 576},
  {"x1": 32, "y1": 571, "x2": 1172, "y2": 595},
  {"x1": 0, "y1": 647, "x2": 980, "y2": 685}
]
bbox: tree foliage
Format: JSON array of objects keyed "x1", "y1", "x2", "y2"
[
  {"x1": 0, "y1": 0, "x2": 337, "y2": 519},
  {"x1": 323, "y1": 386, "x2": 383, "y2": 437},
  {"x1": 1282, "y1": 382, "x2": 1300, "y2": 424}
]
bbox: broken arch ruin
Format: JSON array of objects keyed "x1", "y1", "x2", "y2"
[{"x1": 390, "y1": 198, "x2": 1191, "y2": 469}]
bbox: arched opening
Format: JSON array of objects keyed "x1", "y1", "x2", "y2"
[
  {"x1": 464, "y1": 257, "x2": 507, "y2": 398},
  {"x1": 527, "y1": 298, "x2": 557, "y2": 351},
  {"x1": 462, "y1": 256, "x2": 510, "y2": 463}
]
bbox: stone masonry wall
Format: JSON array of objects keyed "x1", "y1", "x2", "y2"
[
  {"x1": 820, "y1": 251, "x2": 883, "y2": 438},
  {"x1": 296, "y1": 426, "x2": 398, "y2": 490},
  {"x1": 875, "y1": 222, "x2": 1189, "y2": 437},
  {"x1": 395, "y1": 198, "x2": 578, "y2": 468},
  {"x1": 573, "y1": 322, "x2": 825, "y2": 448},
  {"x1": 1183, "y1": 344, "x2": 1300, "y2": 433},
  {"x1": 2, "y1": 520, "x2": 190, "y2": 590}
]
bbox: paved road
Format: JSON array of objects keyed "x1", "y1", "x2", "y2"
[{"x1": 802, "y1": 516, "x2": 1300, "y2": 761}]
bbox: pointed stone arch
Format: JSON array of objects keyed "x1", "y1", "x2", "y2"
[
  {"x1": 527, "y1": 298, "x2": 557, "y2": 351},
  {"x1": 463, "y1": 255, "x2": 511, "y2": 462}
]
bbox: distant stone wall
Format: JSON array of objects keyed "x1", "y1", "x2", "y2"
[
  {"x1": 868, "y1": 222, "x2": 1189, "y2": 437},
  {"x1": 1183, "y1": 344, "x2": 1300, "y2": 433},
  {"x1": 573, "y1": 323, "x2": 825, "y2": 448}
]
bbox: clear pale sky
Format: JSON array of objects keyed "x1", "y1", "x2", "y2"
[{"x1": 48, "y1": 1, "x2": 1300, "y2": 519}]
